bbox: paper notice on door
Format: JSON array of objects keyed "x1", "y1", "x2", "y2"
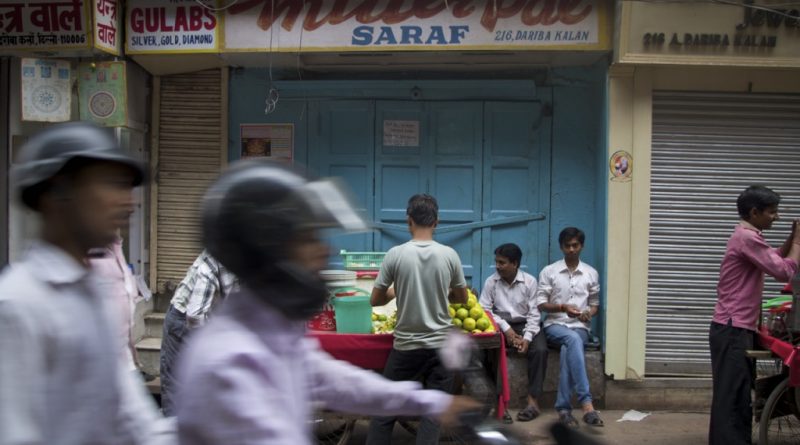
[
  {"x1": 383, "y1": 120, "x2": 420, "y2": 147},
  {"x1": 240, "y1": 123, "x2": 294, "y2": 162}
]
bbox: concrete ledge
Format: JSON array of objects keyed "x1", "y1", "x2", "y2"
[
  {"x1": 505, "y1": 349, "x2": 605, "y2": 409},
  {"x1": 605, "y1": 378, "x2": 712, "y2": 411}
]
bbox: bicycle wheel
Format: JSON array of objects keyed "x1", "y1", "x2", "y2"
[
  {"x1": 311, "y1": 413, "x2": 355, "y2": 445},
  {"x1": 759, "y1": 377, "x2": 800, "y2": 445}
]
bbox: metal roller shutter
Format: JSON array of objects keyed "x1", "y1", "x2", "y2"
[
  {"x1": 646, "y1": 91, "x2": 800, "y2": 376},
  {"x1": 151, "y1": 69, "x2": 227, "y2": 293}
]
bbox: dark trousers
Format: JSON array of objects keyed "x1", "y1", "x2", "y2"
[
  {"x1": 509, "y1": 322, "x2": 549, "y2": 399},
  {"x1": 709, "y1": 321, "x2": 756, "y2": 445},
  {"x1": 159, "y1": 305, "x2": 188, "y2": 416},
  {"x1": 366, "y1": 348, "x2": 456, "y2": 445}
]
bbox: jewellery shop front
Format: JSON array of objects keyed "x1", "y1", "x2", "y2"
[{"x1": 606, "y1": 0, "x2": 800, "y2": 386}]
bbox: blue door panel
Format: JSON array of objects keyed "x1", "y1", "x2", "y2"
[
  {"x1": 428, "y1": 102, "x2": 483, "y2": 283},
  {"x1": 481, "y1": 101, "x2": 551, "y2": 284},
  {"x1": 375, "y1": 101, "x2": 483, "y2": 284},
  {"x1": 374, "y1": 101, "x2": 427, "y2": 252},
  {"x1": 309, "y1": 100, "x2": 375, "y2": 266}
]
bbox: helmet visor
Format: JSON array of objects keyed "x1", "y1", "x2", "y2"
[{"x1": 296, "y1": 177, "x2": 368, "y2": 233}]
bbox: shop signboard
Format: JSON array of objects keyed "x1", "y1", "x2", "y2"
[
  {"x1": 20, "y1": 57, "x2": 71, "y2": 122},
  {"x1": 0, "y1": 0, "x2": 92, "y2": 51},
  {"x1": 78, "y1": 61, "x2": 127, "y2": 127},
  {"x1": 93, "y1": 0, "x2": 120, "y2": 55},
  {"x1": 125, "y1": 0, "x2": 220, "y2": 54},
  {"x1": 223, "y1": 0, "x2": 609, "y2": 51},
  {"x1": 618, "y1": 1, "x2": 800, "y2": 67}
]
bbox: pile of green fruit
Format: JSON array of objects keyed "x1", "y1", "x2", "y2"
[
  {"x1": 371, "y1": 311, "x2": 397, "y2": 334},
  {"x1": 449, "y1": 289, "x2": 495, "y2": 334}
]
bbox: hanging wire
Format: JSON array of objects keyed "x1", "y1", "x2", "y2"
[
  {"x1": 193, "y1": 0, "x2": 239, "y2": 12},
  {"x1": 265, "y1": 0, "x2": 279, "y2": 115}
]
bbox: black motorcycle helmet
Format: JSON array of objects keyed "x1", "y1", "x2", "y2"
[
  {"x1": 13, "y1": 121, "x2": 144, "y2": 210},
  {"x1": 202, "y1": 159, "x2": 366, "y2": 320}
]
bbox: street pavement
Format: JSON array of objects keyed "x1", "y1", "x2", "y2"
[{"x1": 346, "y1": 409, "x2": 711, "y2": 444}]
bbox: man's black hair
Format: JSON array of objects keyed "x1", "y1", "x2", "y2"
[
  {"x1": 407, "y1": 194, "x2": 438, "y2": 227},
  {"x1": 737, "y1": 185, "x2": 780, "y2": 220},
  {"x1": 494, "y1": 243, "x2": 522, "y2": 266},
  {"x1": 559, "y1": 227, "x2": 585, "y2": 247}
]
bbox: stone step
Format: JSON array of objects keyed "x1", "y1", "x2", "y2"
[
  {"x1": 145, "y1": 312, "x2": 166, "y2": 338},
  {"x1": 135, "y1": 337, "x2": 161, "y2": 377},
  {"x1": 505, "y1": 349, "x2": 605, "y2": 409}
]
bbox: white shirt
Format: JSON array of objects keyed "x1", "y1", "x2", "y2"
[
  {"x1": 535, "y1": 259, "x2": 600, "y2": 331},
  {"x1": 176, "y1": 287, "x2": 452, "y2": 444},
  {"x1": 0, "y1": 241, "x2": 174, "y2": 445},
  {"x1": 479, "y1": 270, "x2": 541, "y2": 341}
]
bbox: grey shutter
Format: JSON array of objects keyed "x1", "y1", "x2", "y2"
[
  {"x1": 151, "y1": 69, "x2": 227, "y2": 293},
  {"x1": 646, "y1": 91, "x2": 800, "y2": 376}
]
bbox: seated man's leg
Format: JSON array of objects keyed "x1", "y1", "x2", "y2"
[
  {"x1": 544, "y1": 324, "x2": 578, "y2": 413},
  {"x1": 568, "y1": 328, "x2": 592, "y2": 408},
  {"x1": 526, "y1": 331, "x2": 548, "y2": 406},
  {"x1": 367, "y1": 348, "x2": 431, "y2": 445}
]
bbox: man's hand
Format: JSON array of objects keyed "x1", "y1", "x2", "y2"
[
  {"x1": 517, "y1": 339, "x2": 530, "y2": 354},
  {"x1": 438, "y1": 395, "x2": 483, "y2": 427},
  {"x1": 792, "y1": 219, "x2": 800, "y2": 244},
  {"x1": 504, "y1": 328, "x2": 521, "y2": 347},
  {"x1": 565, "y1": 305, "x2": 582, "y2": 318},
  {"x1": 578, "y1": 311, "x2": 591, "y2": 323}
]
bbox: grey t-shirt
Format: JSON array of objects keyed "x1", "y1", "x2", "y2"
[{"x1": 375, "y1": 240, "x2": 467, "y2": 350}]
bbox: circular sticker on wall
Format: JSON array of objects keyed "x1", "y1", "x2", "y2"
[
  {"x1": 89, "y1": 91, "x2": 116, "y2": 119},
  {"x1": 610, "y1": 150, "x2": 633, "y2": 181},
  {"x1": 31, "y1": 85, "x2": 62, "y2": 113}
]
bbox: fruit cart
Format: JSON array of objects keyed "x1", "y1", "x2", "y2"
[{"x1": 307, "y1": 326, "x2": 510, "y2": 445}]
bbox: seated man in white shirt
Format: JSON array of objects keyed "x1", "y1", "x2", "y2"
[
  {"x1": 536, "y1": 227, "x2": 603, "y2": 428},
  {"x1": 479, "y1": 243, "x2": 547, "y2": 423}
]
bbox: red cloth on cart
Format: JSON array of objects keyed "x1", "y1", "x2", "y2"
[
  {"x1": 308, "y1": 330, "x2": 510, "y2": 419},
  {"x1": 758, "y1": 328, "x2": 800, "y2": 387}
]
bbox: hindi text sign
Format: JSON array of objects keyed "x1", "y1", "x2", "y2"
[
  {"x1": 0, "y1": 0, "x2": 91, "y2": 51},
  {"x1": 93, "y1": 0, "x2": 120, "y2": 55}
]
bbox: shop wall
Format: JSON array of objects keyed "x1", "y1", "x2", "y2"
[
  {"x1": 606, "y1": 65, "x2": 800, "y2": 380},
  {"x1": 227, "y1": 68, "x2": 309, "y2": 165},
  {"x1": 1, "y1": 58, "x2": 9, "y2": 268},
  {"x1": 227, "y1": 67, "x2": 608, "y2": 325},
  {"x1": 549, "y1": 63, "x2": 608, "y2": 340}
]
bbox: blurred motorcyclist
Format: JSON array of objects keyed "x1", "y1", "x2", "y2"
[{"x1": 175, "y1": 159, "x2": 479, "y2": 444}]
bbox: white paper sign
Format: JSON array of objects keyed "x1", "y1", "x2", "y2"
[
  {"x1": 383, "y1": 120, "x2": 420, "y2": 147},
  {"x1": 21, "y1": 58, "x2": 71, "y2": 122}
]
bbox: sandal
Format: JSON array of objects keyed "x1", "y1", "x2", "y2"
[
  {"x1": 558, "y1": 410, "x2": 579, "y2": 428},
  {"x1": 516, "y1": 405, "x2": 540, "y2": 422},
  {"x1": 583, "y1": 410, "x2": 604, "y2": 427},
  {"x1": 502, "y1": 411, "x2": 514, "y2": 424}
]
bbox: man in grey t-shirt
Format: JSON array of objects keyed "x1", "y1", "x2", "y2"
[{"x1": 366, "y1": 194, "x2": 468, "y2": 445}]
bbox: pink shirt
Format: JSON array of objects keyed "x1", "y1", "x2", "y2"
[{"x1": 714, "y1": 223, "x2": 798, "y2": 331}]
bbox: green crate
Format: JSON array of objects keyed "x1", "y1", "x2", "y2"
[{"x1": 339, "y1": 250, "x2": 385, "y2": 271}]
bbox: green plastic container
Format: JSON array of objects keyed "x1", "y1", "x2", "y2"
[{"x1": 332, "y1": 292, "x2": 372, "y2": 334}]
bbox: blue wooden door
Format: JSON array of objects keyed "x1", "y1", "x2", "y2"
[
  {"x1": 481, "y1": 101, "x2": 551, "y2": 281},
  {"x1": 308, "y1": 100, "x2": 375, "y2": 267},
  {"x1": 374, "y1": 101, "x2": 483, "y2": 285}
]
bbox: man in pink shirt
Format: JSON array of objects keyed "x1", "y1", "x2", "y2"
[{"x1": 710, "y1": 185, "x2": 800, "y2": 445}]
